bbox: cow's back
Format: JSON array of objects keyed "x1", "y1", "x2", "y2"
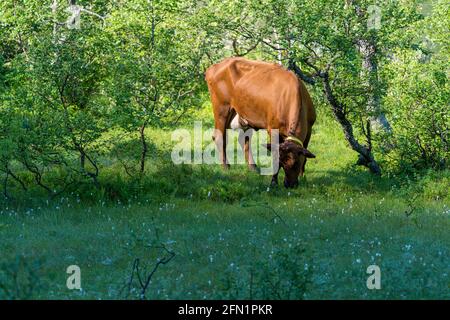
[
  {"x1": 206, "y1": 57, "x2": 315, "y2": 138},
  {"x1": 231, "y1": 64, "x2": 302, "y2": 130},
  {"x1": 205, "y1": 58, "x2": 277, "y2": 102}
]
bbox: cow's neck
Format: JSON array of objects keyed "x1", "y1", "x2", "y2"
[{"x1": 285, "y1": 105, "x2": 303, "y2": 140}]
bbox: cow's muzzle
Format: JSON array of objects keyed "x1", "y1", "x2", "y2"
[{"x1": 284, "y1": 179, "x2": 299, "y2": 189}]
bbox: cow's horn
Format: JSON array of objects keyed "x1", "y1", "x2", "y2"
[{"x1": 285, "y1": 136, "x2": 304, "y2": 148}]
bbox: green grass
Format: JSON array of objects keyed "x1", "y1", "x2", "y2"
[{"x1": 0, "y1": 112, "x2": 449, "y2": 299}]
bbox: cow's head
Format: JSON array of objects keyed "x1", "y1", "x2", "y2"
[{"x1": 278, "y1": 137, "x2": 315, "y2": 188}]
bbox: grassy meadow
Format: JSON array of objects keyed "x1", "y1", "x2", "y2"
[{"x1": 0, "y1": 109, "x2": 449, "y2": 300}]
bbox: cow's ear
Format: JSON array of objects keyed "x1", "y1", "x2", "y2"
[{"x1": 301, "y1": 148, "x2": 316, "y2": 158}]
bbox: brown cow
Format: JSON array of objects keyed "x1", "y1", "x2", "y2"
[{"x1": 205, "y1": 57, "x2": 316, "y2": 188}]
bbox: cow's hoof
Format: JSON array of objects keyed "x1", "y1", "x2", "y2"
[
  {"x1": 270, "y1": 180, "x2": 278, "y2": 187},
  {"x1": 248, "y1": 164, "x2": 259, "y2": 173},
  {"x1": 222, "y1": 164, "x2": 231, "y2": 170}
]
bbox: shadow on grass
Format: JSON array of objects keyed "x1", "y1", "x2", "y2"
[
  {"x1": 2, "y1": 131, "x2": 441, "y2": 208},
  {"x1": 97, "y1": 124, "x2": 403, "y2": 202},
  {"x1": 127, "y1": 160, "x2": 405, "y2": 204}
]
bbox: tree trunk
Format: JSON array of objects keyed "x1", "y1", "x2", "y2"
[
  {"x1": 76, "y1": 143, "x2": 99, "y2": 187},
  {"x1": 139, "y1": 122, "x2": 148, "y2": 174},
  {"x1": 321, "y1": 72, "x2": 382, "y2": 175},
  {"x1": 357, "y1": 37, "x2": 392, "y2": 134},
  {"x1": 351, "y1": 1, "x2": 391, "y2": 135},
  {"x1": 289, "y1": 60, "x2": 382, "y2": 175},
  {"x1": 51, "y1": 0, "x2": 58, "y2": 43},
  {"x1": 80, "y1": 152, "x2": 85, "y2": 169}
]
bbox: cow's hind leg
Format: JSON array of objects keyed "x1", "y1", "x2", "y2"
[
  {"x1": 238, "y1": 129, "x2": 258, "y2": 172},
  {"x1": 213, "y1": 107, "x2": 234, "y2": 170}
]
